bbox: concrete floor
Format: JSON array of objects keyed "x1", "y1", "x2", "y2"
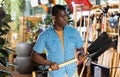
[{"x1": 8, "y1": 71, "x2": 32, "y2": 77}]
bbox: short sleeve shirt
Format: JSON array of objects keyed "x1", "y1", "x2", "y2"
[{"x1": 33, "y1": 25, "x2": 83, "y2": 77}]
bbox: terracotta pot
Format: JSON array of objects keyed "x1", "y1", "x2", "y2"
[
  {"x1": 15, "y1": 56, "x2": 33, "y2": 74},
  {"x1": 16, "y1": 42, "x2": 33, "y2": 57}
]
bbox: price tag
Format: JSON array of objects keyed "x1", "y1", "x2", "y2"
[{"x1": 40, "y1": 0, "x2": 49, "y2": 4}]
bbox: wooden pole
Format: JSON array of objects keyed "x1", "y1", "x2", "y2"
[
  {"x1": 117, "y1": 18, "x2": 120, "y2": 52},
  {"x1": 79, "y1": 58, "x2": 89, "y2": 77},
  {"x1": 49, "y1": 58, "x2": 77, "y2": 71},
  {"x1": 92, "y1": 15, "x2": 97, "y2": 41},
  {"x1": 72, "y1": 2, "x2": 77, "y2": 28},
  {"x1": 83, "y1": 17, "x2": 86, "y2": 40},
  {"x1": 104, "y1": 14, "x2": 107, "y2": 32},
  {"x1": 79, "y1": 11, "x2": 83, "y2": 37},
  {"x1": 32, "y1": 71, "x2": 36, "y2": 77},
  {"x1": 114, "y1": 3, "x2": 120, "y2": 76},
  {"x1": 79, "y1": 10, "x2": 91, "y2": 77},
  {"x1": 84, "y1": 16, "x2": 90, "y2": 54}
]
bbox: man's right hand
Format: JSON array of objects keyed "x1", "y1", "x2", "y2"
[{"x1": 49, "y1": 62, "x2": 59, "y2": 71}]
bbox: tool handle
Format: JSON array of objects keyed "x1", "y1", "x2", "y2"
[{"x1": 49, "y1": 58, "x2": 77, "y2": 71}]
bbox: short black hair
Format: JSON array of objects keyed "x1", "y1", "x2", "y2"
[{"x1": 52, "y1": 5, "x2": 66, "y2": 16}]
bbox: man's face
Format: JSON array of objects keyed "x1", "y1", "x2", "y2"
[{"x1": 53, "y1": 10, "x2": 68, "y2": 27}]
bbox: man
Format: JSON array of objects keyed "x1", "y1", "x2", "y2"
[{"x1": 32, "y1": 5, "x2": 85, "y2": 77}]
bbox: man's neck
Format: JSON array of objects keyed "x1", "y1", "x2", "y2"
[{"x1": 54, "y1": 25, "x2": 64, "y2": 31}]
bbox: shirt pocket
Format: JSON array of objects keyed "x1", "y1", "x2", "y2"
[{"x1": 46, "y1": 40, "x2": 56, "y2": 53}]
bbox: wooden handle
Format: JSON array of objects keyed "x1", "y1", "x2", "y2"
[
  {"x1": 107, "y1": 32, "x2": 118, "y2": 35},
  {"x1": 117, "y1": 18, "x2": 120, "y2": 52},
  {"x1": 48, "y1": 58, "x2": 78, "y2": 71},
  {"x1": 59, "y1": 58, "x2": 77, "y2": 68},
  {"x1": 79, "y1": 58, "x2": 89, "y2": 77},
  {"x1": 32, "y1": 71, "x2": 36, "y2": 77}
]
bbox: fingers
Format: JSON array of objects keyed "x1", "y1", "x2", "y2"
[
  {"x1": 76, "y1": 56, "x2": 87, "y2": 65},
  {"x1": 49, "y1": 63, "x2": 59, "y2": 71}
]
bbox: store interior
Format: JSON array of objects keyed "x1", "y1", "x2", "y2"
[{"x1": 0, "y1": 0, "x2": 120, "y2": 77}]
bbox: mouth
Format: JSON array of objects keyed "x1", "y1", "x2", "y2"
[
  {"x1": 64, "y1": 21, "x2": 68, "y2": 25},
  {"x1": 65, "y1": 20, "x2": 68, "y2": 24}
]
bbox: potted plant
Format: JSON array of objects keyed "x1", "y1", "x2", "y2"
[{"x1": 0, "y1": 3, "x2": 13, "y2": 77}]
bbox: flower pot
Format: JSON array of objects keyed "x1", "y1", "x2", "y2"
[
  {"x1": 16, "y1": 42, "x2": 33, "y2": 57},
  {"x1": 15, "y1": 56, "x2": 33, "y2": 74}
]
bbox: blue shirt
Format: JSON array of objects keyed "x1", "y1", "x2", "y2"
[{"x1": 33, "y1": 25, "x2": 83, "y2": 77}]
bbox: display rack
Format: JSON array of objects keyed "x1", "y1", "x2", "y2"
[{"x1": 19, "y1": 16, "x2": 42, "y2": 42}]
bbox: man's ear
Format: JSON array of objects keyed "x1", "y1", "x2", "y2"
[
  {"x1": 52, "y1": 16, "x2": 56, "y2": 24},
  {"x1": 52, "y1": 16, "x2": 56, "y2": 21}
]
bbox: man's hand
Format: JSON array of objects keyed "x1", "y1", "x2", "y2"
[
  {"x1": 49, "y1": 62, "x2": 59, "y2": 71},
  {"x1": 76, "y1": 47, "x2": 87, "y2": 65},
  {"x1": 76, "y1": 55, "x2": 87, "y2": 65}
]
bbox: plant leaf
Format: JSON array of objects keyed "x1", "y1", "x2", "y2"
[
  {"x1": 2, "y1": 22, "x2": 11, "y2": 29},
  {"x1": 1, "y1": 14, "x2": 11, "y2": 23},
  {"x1": 0, "y1": 28, "x2": 10, "y2": 35},
  {"x1": 0, "y1": 49, "x2": 9, "y2": 57},
  {"x1": 0, "y1": 70, "x2": 11, "y2": 77},
  {"x1": 0, "y1": 57, "x2": 7, "y2": 66},
  {"x1": 0, "y1": 37, "x2": 5, "y2": 45}
]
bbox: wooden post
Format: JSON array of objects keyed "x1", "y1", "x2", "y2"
[
  {"x1": 117, "y1": 18, "x2": 120, "y2": 52},
  {"x1": 79, "y1": 58, "x2": 89, "y2": 77},
  {"x1": 84, "y1": 16, "x2": 90, "y2": 54},
  {"x1": 79, "y1": 11, "x2": 91, "y2": 77},
  {"x1": 72, "y1": 2, "x2": 77, "y2": 28},
  {"x1": 32, "y1": 71, "x2": 36, "y2": 77}
]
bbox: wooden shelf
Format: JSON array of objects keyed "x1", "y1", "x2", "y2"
[{"x1": 19, "y1": 16, "x2": 42, "y2": 42}]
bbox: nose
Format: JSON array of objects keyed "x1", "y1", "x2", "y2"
[{"x1": 64, "y1": 15, "x2": 68, "y2": 21}]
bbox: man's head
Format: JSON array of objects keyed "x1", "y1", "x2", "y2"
[
  {"x1": 51, "y1": 5, "x2": 68, "y2": 29},
  {"x1": 52, "y1": 5, "x2": 66, "y2": 16}
]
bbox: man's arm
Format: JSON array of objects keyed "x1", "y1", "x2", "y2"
[
  {"x1": 32, "y1": 51, "x2": 51, "y2": 65},
  {"x1": 32, "y1": 51, "x2": 59, "y2": 70}
]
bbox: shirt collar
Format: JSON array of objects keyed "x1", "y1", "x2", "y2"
[{"x1": 50, "y1": 24, "x2": 68, "y2": 30}]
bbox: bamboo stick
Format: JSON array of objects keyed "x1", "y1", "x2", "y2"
[
  {"x1": 83, "y1": 17, "x2": 86, "y2": 40},
  {"x1": 111, "y1": 5, "x2": 120, "y2": 77},
  {"x1": 72, "y1": 2, "x2": 77, "y2": 28},
  {"x1": 92, "y1": 16, "x2": 97, "y2": 41},
  {"x1": 104, "y1": 14, "x2": 107, "y2": 32},
  {"x1": 79, "y1": 58, "x2": 89, "y2": 77},
  {"x1": 111, "y1": 52, "x2": 120, "y2": 77},
  {"x1": 115, "y1": 52, "x2": 120, "y2": 77},
  {"x1": 102, "y1": 50, "x2": 109, "y2": 66},
  {"x1": 84, "y1": 16, "x2": 90, "y2": 54},
  {"x1": 98, "y1": 54, "x2": 104, "y2": 65},
  {"x1": 117, "y1": 18, "x2": 120, "y2": 52},
  {"x1": 110, "y1": 51, "x2": 115, "y2": 77},
  {"x1": 79, "y1": 14, "x2": 90, "y2": 77},
  {"x1": 101, "y1": 13, "x2": 107, "y2": 33},
  {"x1": 79, "y1": 14, "x2": 83, "y2": 37}
]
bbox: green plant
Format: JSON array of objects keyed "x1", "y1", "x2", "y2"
[
  {"x1": 26, "y1": 20, "x2": 42, "y2": 43},
  {"x1": 44, "y1": 14, "x2": 52, "y2": 25},
  {"x1": 0, "y1": 1, "x2": 13, "y2": 77},
  {"x1": 3, "y1": 0, "x2": 25, "y2": 31}
]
